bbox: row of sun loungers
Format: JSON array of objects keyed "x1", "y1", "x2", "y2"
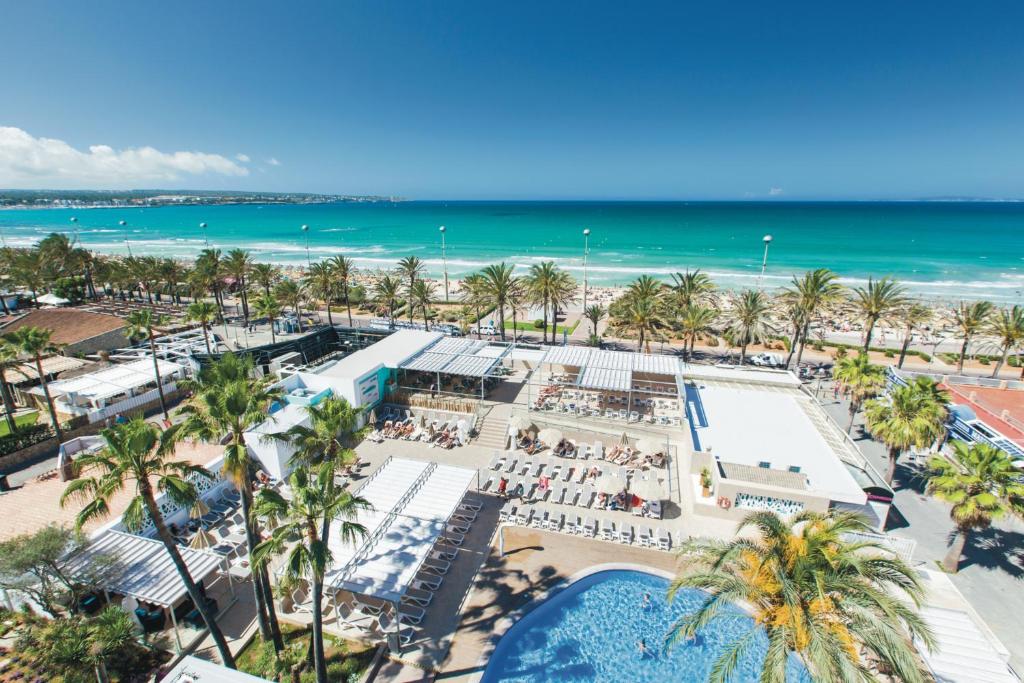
[{"x1": 498, "y1": 501, "x2": 672, "y2": 549}]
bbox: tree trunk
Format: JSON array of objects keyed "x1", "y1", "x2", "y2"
[
  {"x1": 201, "y1": 324, "x2": 211, "y2": 354},
  {"x1": 239, "y1": 481, "x2": 274, "y2": 647},
  {"x1": 310, "y1": 569, "x2": 327, "y2": 683},
  {"x1": 847, "y1": 398, "x2": 859, "y2": 433},
  {"x1": 295, "y1": 303, "x2": 304, "y2": 333},
  {"x1": 0, "y1": 367, "x2": 18, "y2": 435},
  {"x1": 148, "y1": 336, "x2": 169, "y2": 421},
  {"x1": 259, "y1": 566, "x2": 284, "y2": 651},
  {"x1": 942, "y1": 528, "x2": 969, "y2": 573},
  {"x1": 141, "y1": 487, "x2": 236, "y2": 668},
  {"x1": 325, "y1": 298, "x2": 333, "y2": 326},
  {"x1": 541, "y1": 299, "x2": 548, "y2": 344},
  {"x1": 957, "y1": 337, "x2": 969, "y2": 373},
  {"x1": 344, "y1": 284, "x2": 353, "y2": 326},
  {"x1": 897, "y1": 333, "x2": 912, "y2": 368},
  {"x1": 863, "y1": 318, "x2": 875, "y2": 352},
  {"x1": 408, "y1": 279, "x2": 415, "y2": 322},
  {"x1": 511, "y1": 306, "x2": 518, "y2": 343},
  {"x1": 95, "y1": 659, "x2": 109, "y2": 683},
  {"x1": 0, "y1": 293, "x2": 8, "y2": 315},
  {"x1": 35, "y1": 354, "x2": 63, "y2": 442},
  {"x1": 886, "y1": 446, "x2": 901, "y2": 484},
  {"x1": 498, "y1": 301, "x2": 506, "y2": 342},
  {"x1": 422, "y1": 305, "x2": 429, "y2": 332},
  {"x1": 993, "y1": 346, "x2": 1008, "y2": 378},
  {"x1": 785, "y1": 323, "x2": 800, "y2": 368}
]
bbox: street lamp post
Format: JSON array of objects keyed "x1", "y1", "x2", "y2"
[
  {"x1": 758, "y1": 234, "x2": 773, "y2": 289},
  {"x1": 582, "y1": 228, "x2": 591, "y2": 313},
  {"x1": 120, "y1": 220, "x2": 132, "y2": 256},
  {"x1": 69, "y1": 216, "x2": 79, "y2": 245},
  {"x1": 301, "y1": 224, "x2": 310, "y2": 268},
  {"x1": 200, "y1": 222, "x2": 209, "y2": 247},
  {"x1": 439, "y1": 225, "x2": 449, "y2": 302}
]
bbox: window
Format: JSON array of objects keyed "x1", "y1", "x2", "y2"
[
  {"x1": 758, "y1": 461, "x2": 770, "y2": 469},
  {"x1": 788, "y1": 465, "x2": 801, "y2": 473}
]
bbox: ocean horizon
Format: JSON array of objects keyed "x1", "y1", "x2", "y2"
[{"x1": 2, "y1": 200, "x2": 1023, "y2": 303}]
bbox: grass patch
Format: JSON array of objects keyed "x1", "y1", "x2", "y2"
[
  {"x1": 0, "y1": 411, "x2": 39, "y2": 437},
  {"x1": 504, "y1": 319, "x2": 580, "y2": 335},
  {"x1": 236, "y1": 624, "x2": 376, "y2": 683}
]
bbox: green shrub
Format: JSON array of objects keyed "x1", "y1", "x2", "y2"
[
  {"x1": 0, "y1": 423, "x2": 55, "y2": 458},
  {"x1": 1009, "y1": 356, "x2": 1020, "y2": 368},
  {"x1": 979, "y1": 357, "x2": 990, "y2": 365},
  {"x1": 533, "y1": 319, "x2": 545, "y2": 330},
  {"x1": 884, "y1": 350, "x2": 895, "y2": 358}
]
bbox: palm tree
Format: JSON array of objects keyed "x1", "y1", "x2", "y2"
[
  {"x1": 250, "y1": 262, "x2": 280, "y2": 297},
  {"x1": 195, "y1": 248, "x2": 226, "y2": 316},
  {"x1": 60, "y1": 418, "x2": 236, "y2": 668},
  {"x1": 852, "y1": 276, "x2": 908, "y2": 352},
  {"x1": 305, "y1": 261, "x2": 336, "y2": 326},
  {"x1": 895, "y1": 303, "x2": 932, "y2": 369},
  {"x1": 481, "y1": 262, "x2": 516, "y2": 341},
  {"x1": 157, "y1": 258, "x2": 186, "y2": 305},
  {"x1": 926, "y1": 441, "x2": 1024, "y2": 573},
  {"x1": 409, "y1": 279, "x2": 435, "y2": 331},
  {"x1": 125, "y1": 310, "x2": 171, "y2": 422},
  {"x1": 251, "y1": 465, "x2": 369, "y2": 683},
  {"x1": 524, "y1": 261, "x2": 559, "y2": 343},
  {"x1": 186, "y1": 301, "x2": 218, "y2": 354},
  {"x1": 396, "y1": 256, "x2": 426, "y2": 322},
  {"x1": 172, "y1": 354, "x2": 285, "y2": 651},
  {"x1": 669, "y1": 510, "x2": 933, "y2": 683},
  {"x1": 865, "y1": 378, "x2": 948, "y2": 483},
  {"x1": 12, "y1": 249, "x2": 46, "y2": 307},
  {"x1": 669, "y1": 269, "x2": 715, "y2": 309},
  {"x1": 779, "y1": 269, "x2": 843, "y2": 367},
  {"x1": 4, "y1": 327, "x2": 64, "y2": 442},
  {"x1": 252, "y1": 292, "x2": 283, "y2": 343},
  {"x1": 0, "y1": 339, "x2": 21, "y2": 435},
  {"x1": 952, "y1": 300, "x2": 995, "y2": 373},
  {"x1": 460, "y1": 273, "x2": 488, "y2": 337},
  {"x1": 986, "y1": 305, "x2": 1024, "y2": 378},
  {"x1": 833, "y1": 352, "x2": 886, "y2": 433},
  {"x1": 678, "y1": 304, "x2": 717, "y2": 360},
  {"x1": 328, "y1": 256, "x2": 356, "y2": 326},
  {"x1": 507, "y1": 277, "x2": 527, "y2": 343},
  {"x1": 225, "y1": 249, "x2": 253, "y2": 325},
  {"x1": 372, "y1": 274, "x2": 402, "y2": 328},
  {"x1": 275, "y1": 280, "x2": 307, "y2": 332},
  {"x1": 724, "y1": 289, "x2": 774, "y2": 365},
  {"x1": 608, "y1": 293, "x2": 670, "y2": 353},
  {"x1": 583, "y1": 304, "x2": 606, "y2": 337}
]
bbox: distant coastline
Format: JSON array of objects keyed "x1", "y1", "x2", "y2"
[{"x1": 0, "y1": 189, "x2": 401, "y2": 210}]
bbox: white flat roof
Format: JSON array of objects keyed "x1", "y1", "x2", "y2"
[
  {"x1": 325, "y1": 457, "x2": 476, "y2": 603},
  {"x1": 686, "y1": 379, "x2": 866, "y2": 504},
  {"x1": 162, "y1": 656, "x2": 274, "y2": 682},
  {"x1": 62, "y1": 530, "x2": 222, "y2": 607},
  {"x1": 919, "y1": 606, "x2": 1018, "y2": 683},
  {"x1": 42, "y1": 358, "x2": 184, "y2": 401},
  {"x1": 318, "y1": 330, "x2": 442, "y2": 380},
  {"x1": 681, "y1": 363, "x2": 802, "y2": 386}
]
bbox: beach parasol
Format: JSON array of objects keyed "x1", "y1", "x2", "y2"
[
  {"x1": 636, "y1": 438, "x2": 663, "y2": 456},
  {"x1": 631, "y1": 475, "x2": 664, "y2": 501},
  {"x1": 418, "y1": 413, "x2": 426, "y2": 427},
  {"x1": 508, "y1": 415, "x2": 533, "y2": 434},
  {"x1": 538, "y1": 428, "x2": 563, "y2": 447},
  {"x1": 368, "y1": 408, "x2": 377, "y2": 426},
  {"x1": 190, "y1": 528, "x2": 217, "y2": 550},
  {"x1": 598, "y1": 476, "x2": 623, "y2": 496},
  {"x1": 190, "y1": 499, "x2": 210, "y2": 519},
  {"x1": 618, "y1": 432, "x2": 630, "y2": 447}
]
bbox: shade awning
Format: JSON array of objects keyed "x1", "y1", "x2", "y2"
[{"x1": 577, "y1": 366, "x2": 631, "y2": 392}]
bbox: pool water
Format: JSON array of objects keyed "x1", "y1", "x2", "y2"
[{"x1": 481, "y1": 570, "x2": 811, "y2": 683}]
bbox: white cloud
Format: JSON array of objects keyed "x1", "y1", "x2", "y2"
[
  {"x1": 266, "y1": 157, "x2": 281, "y2": 166},
  {"x1": 235, "y1": 153, "x2": 251, "y2": 163},
  {"x1": 0, "y1": 126, "x2": 250, "y2": 187},
  {"x1": 769, "y1": 187, "x2": 784, "y2": 196}
]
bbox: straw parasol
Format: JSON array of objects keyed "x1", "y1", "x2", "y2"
[
  {"x1": 190, "y1": 499, "x2": 210, "y2": 519},
  {"x1": 189, "y1": 528, "x2": 217, "y2": 550},
  {"x1": 508, "y1": 415, "x2": 533, "y2": 434},
  {"x1": 618, "y1": 432, "x2": 630, "y2": 447},
  {"x1": 368, "y1": 408, "x2": 377, "y2": 425},
  {"x1": 538, "y1": 428, "x2": 563, "y2": 447},
  {"x1": 598, "y1": 476, "x2": 623, "y2": 496},
  {"x1": 631, "y1": 475, "x2": 664, "y2": 501},
  {"x1": 636, "y1": 438, "x2": 663, "y2": 456}
]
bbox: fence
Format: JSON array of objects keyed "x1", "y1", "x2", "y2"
[
  {"x1": 843, "y1": 530, "x2": 917, "y2": 565},
  {"x1": 82, "y1": 382, "x2": 179, "y2": 424}
]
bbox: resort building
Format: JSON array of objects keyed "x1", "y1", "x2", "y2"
[{"x1": 0, "y1": 307, "x2": 128, "y2": 356}]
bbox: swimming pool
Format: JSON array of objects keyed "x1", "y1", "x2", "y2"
[{"x1": 481, "y1": 569, "x2": 811, "y2": 683}]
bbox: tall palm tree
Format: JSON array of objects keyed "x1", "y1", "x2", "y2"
[
  {"x1": 670, "y1": 269, "x2": 715, "y2": 310},
  {"x1": 186, "y1": 301, "x2": 218, "y2": 354},
  {"x1": 250, "y1": 262, "x2": 280, "y2": 297},
  {"x1": 252, "y1": 466, "x2": 369, "y2": 683},
  {"x1": 895, "y1": 303, "x2": 932, "y2": 369},
  {"x1": 833, "y1": 352, "x2": 886, "y2": 433},
  {"x1": 986, "y1": 305, "x2": 1024, "y2": 378},
  {"x1": 678, "y1": 304, "x2": 718, "y2": 360},
  {"x1": 195, "y1": 248, "x2": 226, "y2": 316},
  {"x1": 481, "y1": 262, "x2": 516, "y2": 341},
  {"x1": 171, "y1": 353, "x2": 285, "y2": 651},
  {"x1": 0, "y1": 339, "x2": 21, "y2": 435},
  {"x1": 60, "y1": 418, "x2": 236, "y2": 668},
  {"x1": 724, "y1": 289, "x2": 774, "y2": 365},
  {"x1": 608, "y1": 293, "x2": 670, "y2": 353},
  {"x1": 549, "y1": 270, "x2": 579, "y2": 341},
  {"x1": 852, "y1": 276, "x2": 908, "y2": 352},
  {"x1": 12, "y1": 249, "x2": 46, "y2": 307},
  {"x1": 225, "y1": 249, "x2": 253, "y2": 325},
  {"x1": 372, "y1": 274, "x2": 402, "y2": 328},
  {"x1": 396, "y1": 256, "x2": 426, "y2": 322},
  {"x1": 583, "y1": 304, "x2": 606, "y2": 337},
  {"x1": 669, "y1": 510, "x2": 933, "y2": 683},
  {"x1": 460, "y1": 273, "x2": 488, "y2": 337},
  {"x1": 305, "y1": 261, "x2": 336, "y2": 326},
  {"x1": 409, "y1": 279, "x2": 435, "y2": 331},
  {"x1": 952, "y1": 300, "x2": 995, "y2": 373},
  {"x1": 327, "y1": 255, "x2": 356, "y2": 326},
  {"x1": 525, "y1": 261, "x2": 559, "y2": 344},
  {"x1": 507, "y1": 277, "x2": 527, "y2": 343},
  {"x1": 627, "y1": 274, "x2": 666, "y2": 302},
  {"x1": 926, "y1": 441, "x2": 1024, "y2": 573},
  {"x1": 4, "y1": 327, "x2": 64, "y2": 442},
  {"x1": 252, "y1": 292, "x2": 283, "y2": 344},
  {"x1": 779, "y1": 268, "x2": 843, "y2": 367},
  {"x1": 865, "y1": 378, "x2": 948, "y2": 483},
  {"x1": 125, "y1": 309, "x2": 171, "y2": 422},
  {"x1": 275, "y1": 280, "x2": 307, "y2": 332}
]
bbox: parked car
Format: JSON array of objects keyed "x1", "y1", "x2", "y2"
[{"x1": 750, "y1": 353, "x2": 782, "y2": 367}]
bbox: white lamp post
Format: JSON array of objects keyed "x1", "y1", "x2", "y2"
[
  {"x1": 439, "y1": 225, "x2": 449, "y2": 302},
  {"x1": 582, "y1": 228, "x2": 591, "y2": 313},
  {"x1": 69, "y1": 216, "x2": 79, "y2": 246},
  {"x1": 301, "y1": 224, "x2": 310, "y2": 268},
  {"x1": 120, "y1": 220, "x2": 132, "y2": 256},
  {"x1": 200, "y1": 222, "x2": 209, "y2": 247},
  {"x1": 758, "y1": 234, "x2": 773, "y2": 289}
]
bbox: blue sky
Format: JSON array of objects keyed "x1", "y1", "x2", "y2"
[{"x1": 1, "y1": 1, "x2": 1023, "y2": 199}]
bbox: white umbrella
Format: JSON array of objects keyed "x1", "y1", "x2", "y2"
[
  {"x1": 598, "y1": 476, "x2": 623, "y2": 496},
  {"x1": 121, "y1": 595, "x2": 144, "y2": 631},
  {"x1": 538, "y1": 428, "x2": 563, "y2": 447},
  {"x1": 508, "y1": 415, "x2": 532, "y2": 433},
  {"x1": 636, "y1": 438, "x2": 663, "y2": 456},
  {"x1": 632, "y1": 475, "x2": 664, "y2": 501}
]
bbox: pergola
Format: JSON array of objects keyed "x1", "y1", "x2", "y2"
[
  {"x1": 397, "y1": 337, "x2": 514, "y2": 399},
  {"x1": 321, "y1": 457, "x2": 477, "y2": 647},
  {"x1": 62, "y1": 530, "x2": 234, "y2": 651}
]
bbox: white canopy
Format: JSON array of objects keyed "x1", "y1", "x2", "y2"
[
  {"x1": 399, "y1": 337, "x2": 511, "y2": 378},
  {"x1": 324, "y1": 457, "x2": 476, "y2": 603},
  {"x1": 917, "y1": 606, "x2": 1018, "y2": 683},
  {"x1": 578, "y1": 366, "x2": 631, "y2": 392},
  {"x1": 62, "y1": 531, "x2": 223, "y2": 608},
  {"x1": 40, "y1": 358, "x2": 184, "y2": 402},
  {"x1": 37, "y1": 292, "x2": 70, "y2": 306}
]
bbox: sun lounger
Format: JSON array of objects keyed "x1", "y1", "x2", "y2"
[
  {"x1": 600, "y1": 519, "x2": 616, "y2": 540},
  {"x1": 414, "y1": 573, "x2": 442, "y2": 591},
  {"x1": 577, "y1": 484, "x2": 594, "y2": 508},
  {"x1": 403, "y1": 587, "x2": 433, "y2": 607},
  {"x1": 481, "y1": 474, "x2": 496, "y2": 492},
  {"x1": 582, "y1": 516, "x2": 597, "y2": 537},
  {"x1": 516, "y1": 506, "x2": 533, "y2": 526},
  {"x1": 656, "y1": 527, "x2": 671, "y2": 550},
  {"x1": 560, "y1": 466, "x2": 573, "y2": 483},
  {"x1": 503, "y1": 458, "x2": 518, "y2": 474},
  {"x1": 422, "y1": 558, "x2": 450, "y2": 575},
  {"x1": 453, "y1": 506, "x2": 477, "y2": 522},
  {"x1": 488, "y1": 452, "x2": 504, "y2": 470},
  {"x1": 533, "y1": 510, "x2": 549, "y2": 528},
  {"x1": 442, "y1": 531, "x2": 465, "y2": 546},
  {"x1": 446, "y1": 521, "x2": 470, "y2": 535},
  {"x1": 547, "y1": 511, "x2": 565, "y2": 531},
  {"x1": 618, "y1": 523, "x2": 633, "y2": 544},
  {"x1": 549, "y1": 482, "x2": 566, "y2": 505},
  {"x1": 498, "y1": 501, "x2": 515, "y2": 522},
  {"x1": 528, "y1": 461, "x2": 542, "y2": 477},
  {"x1": 377, "y1": 614, "x2": 417, "y2": 645},
  {"x1": 398, "y1": 603, "x2": 425, "y2": 625},
  {"x1": 461, "y1": 496, "x2": 483, "y2": 511},
  {"x1": 565, "y1": 484, "x2": 580, "y2": 506},
  {"x1": 565, "y1": 515, "x2": 580, "y2": 534},
  {"x1": 638, "y1": 526, "x2": 653, "y2": 547}
]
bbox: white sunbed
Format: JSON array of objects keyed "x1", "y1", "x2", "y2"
[
  {"x1": 403, "y1": 587, "x2": 433, "y2": 607},
  {"x1": 565, "y1": 515, "x2": 580, "y2": 534},
  {"x1": 503, "y1": 458, "x2": 518, "y2": 474},
  {"x1": 547, "y1": 511, "x2": 565, "y2": 531},
  {"x1": 560, "y1": 466, "x2": 573, "y2": 483},
  {"x1": 656, "y1": 527, "x2": 671, "y2": 550},
  {"x1": 533, "y1": 510, "x2": 549, "y2": 528},
  {"x1": 577, "y1": 484, "x2": 594, "y2": 508},
  {"x1": 516, "y1": 506, "x2": 533, "y2": 526},
  {"x1": 413, "y1": 574, "x2": 442, "y2": 591},
  {"x1": 481, "y1": 474, "x2": 496, "y2": 492},
  {"x1": 618, "y1": 523, "x2": 634, "y2": 545},
  {"x1": 528, "y1": 461, "x2": 543, "y2": 477},
  {"x1": 638, "y1": 526, "x2": 653, "y2": 547},
  {"x1": 488, "y1": 452, "x2": 504, "y2": 471},
  {"x1": 600, "y1": 519, "x2": 616, "y2": 540},
  {"x1": 398, "y1": 603, "x2": 425, "y2": 625},
  {"x1": 422, "y1": 558, "x2": 450, "y2": 575},
  {"x1": 498, "y1": 501, "x2": 515, "y2": 522},
  {"x1": 582, "y1": 517, "x2": 598, "y2": 537},
  {"x1": 447, "y1": 521, "x2": 470, "y2": 535},
  {"x1": 550, "y1": 483, "x2": 566, "y2": 505},
  {"x1": 565, "y1": 484, "x2": 580, "y2": 506},
  {"x1": 443, "y1": 531, "x2": 465, "y2": 546}
]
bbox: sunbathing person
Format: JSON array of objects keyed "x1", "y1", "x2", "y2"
[
  {"x1": 497, "y1": 477, "x2": 508, "y2": 496},
  {"x1": 596, "y1": 492, "x2": 608, "y2": 509}
]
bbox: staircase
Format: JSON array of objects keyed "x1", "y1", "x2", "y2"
[{"x1": 473, "y1": 404, "x2": 512, "y2": 450}]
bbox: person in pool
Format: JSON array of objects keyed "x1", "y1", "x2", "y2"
[
  {"x1": 637, "y1": 639, "x2": 649, "y2": 658},
  {"x1": 641, "y1": 592, "x2": 651, "y2": 609}
]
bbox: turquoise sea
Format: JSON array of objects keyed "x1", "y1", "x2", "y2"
[{"x1": 2, "y1": 201, "x2": 1023, "y2": 302}]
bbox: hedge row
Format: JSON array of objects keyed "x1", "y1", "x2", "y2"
[{"x1": 0, "y1": 423, "x2": 56, "y2": 458}]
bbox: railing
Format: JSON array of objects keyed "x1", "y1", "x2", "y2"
[
  {"x1": 843, "y1": 530, "x2": 917, "y2": 565},
  {"x1": 82, "y1": 382, "x2": 178, "y2": 424}
]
